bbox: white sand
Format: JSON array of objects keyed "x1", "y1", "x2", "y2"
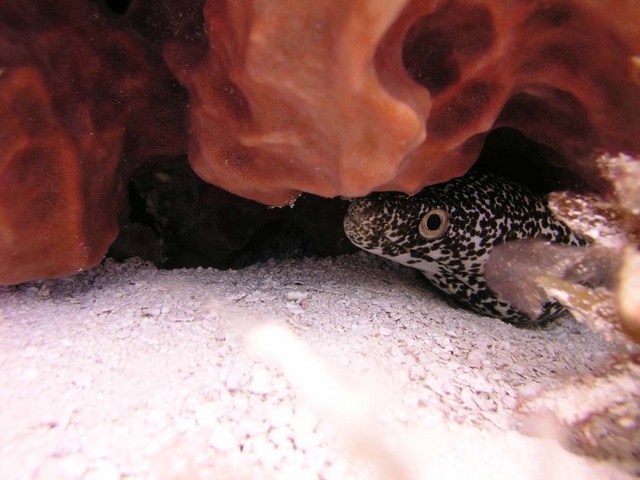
[{"x1": 0, "y1": 254, "x2": 632, "y2": 479}]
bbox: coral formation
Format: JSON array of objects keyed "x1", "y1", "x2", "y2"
[
  {"x1": 165, "y1": 0, "x2": 640, "y2": 204},
  {"x1": 488, "y1": 154, "x2": 640, "y2": 469},
  {"x1": 0, "y1": 0, "x2": 186, "y2": 285},
  {"x1": 518, "y1": 354, "x2": 640, "y2": 475},
  {"x1": 486, "y1": 154, "x2": 640, "y2": 343}
]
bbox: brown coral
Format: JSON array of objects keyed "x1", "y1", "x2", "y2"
[
  {"x1": 0, "y1": 0, "x2": 186, "y2": 285},
  {"x1": 165, "y1": 0, "x2": 640, "y2": 205}
]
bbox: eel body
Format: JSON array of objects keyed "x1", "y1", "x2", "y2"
[{"x1": 343, "y1": 170, "x2": 587, "y2": 325}]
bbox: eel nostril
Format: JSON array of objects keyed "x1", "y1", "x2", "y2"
[{"x1": 346, "y1": 200, "x2": 376, "y2": 223}]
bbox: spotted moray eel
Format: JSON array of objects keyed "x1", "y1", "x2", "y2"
[{"x1": 343, "y1": 170, "x2": 587, "y2": 325}]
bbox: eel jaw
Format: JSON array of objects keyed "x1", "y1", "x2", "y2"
[{"x1": 380, "y1": 235, "x2": 443, "y2": 276}]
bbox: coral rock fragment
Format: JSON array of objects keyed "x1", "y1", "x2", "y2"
[{"x1": 518, "y1": 357, "x2": 640, "y2": 475}]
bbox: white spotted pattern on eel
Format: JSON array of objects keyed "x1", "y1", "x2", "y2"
[{"x1": 343, "y1": 170, "x2": 587, "y2": 326}]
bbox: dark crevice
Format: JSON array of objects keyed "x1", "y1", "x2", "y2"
[
  {"x1": 105, "y1": 0, "x2": 132, "y2": 15},
  {"x1": 474, "y1": 128, "x2": 583, "y2": 194},
  {"x1": 108, "y1": 131, "x2": 578, "y2": 271},
  {"x1": 108, "y1": 158, "x2": 354, "y2": 270}
]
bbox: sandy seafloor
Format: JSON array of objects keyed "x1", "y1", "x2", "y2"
[{"x1": 0, "y1": 253, "x2": 634, "y2": 479}]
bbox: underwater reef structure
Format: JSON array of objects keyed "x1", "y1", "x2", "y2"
[
  {"x1": 164, "y1": 0, "x2": 640, "y2": 203},
  {"x1": 2, "y1": 0, "x2": 640, "y2": 471},
  {"x1": 1, "y1": 0, "x2": 640, "y2": 285},
  {"x1": 0, "y1": 0, "x2": 186, "y2": 284}
]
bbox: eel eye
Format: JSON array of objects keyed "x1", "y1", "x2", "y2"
[{"x1": 419, "y1": 208, "x2": 449, "y2": 239}]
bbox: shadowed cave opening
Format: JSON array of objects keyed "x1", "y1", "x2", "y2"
[{"x1": 108, "y1": 128, "x2": 579, "y2": 271}]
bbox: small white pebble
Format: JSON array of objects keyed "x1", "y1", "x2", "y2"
[
  {"x1": 269, "y1": 404, "x2": 294, "y2": 428},
  {"x1": 249, "y1": 434, "x2": 281, "y2": 469},
  {"x1": 268, "y1": 426, "x2": 292, "y2": 448},
  {"x1": 285, "y1": 303, "x2": 306, "y2": 314},
  {"x1": 470, "y1": 376, "x2": 493, "y2": 394},
  {"x1": 21, "y1": 368, "x2": 39, "y2": 382},
  {"x1": 379, "y1": 326, "x2": 393, "y2": 336},
  {"x1": 247, "y1": 368, "x2": 271, "y2": 395},
  {"x1": 351, "y1": 323, "x2": 374, "y2": 336},
  {"x1": 209, "y1": 426, "x2": 238, "y2": 452},
  {"x1": 279, "y1": 466, "x2": 319, "y2": 480},
  {"x1": 84, "y1": 461, "x2": 120, "y2": 480},
  {"x1": 286, "y1": 291, "x2": 309, "y2": 302},
  {"x1": 195, "y1": 403, "x2": 219, "y2": 428},
  {"x1": 409, "y1": 364, "x2": 426, "y2": 381},
  {"x1": 70, "y1": 373, "x2": 92, "y2": 389},
  {"x1": 502, "y1": 394, "x2": 518, "y2": 410},
  {"x1": 321, "y1": 457, "x2": 349, "y2": 480},
  {"x1": 225, "y1": 370, "x2": 242, "y2": 392},
  {"x1": 617, "y1": 416, "x2": 637, "y2": 429},
  {"x1": 141, "y1": 306, "x2": 162, "y2": 317},
  {"x1": 304, "y1": 445, "x2": 328, "y2": 472},
  {"x1": 466, "y1": 350, "x2": 484, "y2": 369},
  {"x1": 52, "y1": 454, "x2": 88, "y2": 478},
  {"x1": 291, "y1": 408, "x2": 318, "y2": 450}
]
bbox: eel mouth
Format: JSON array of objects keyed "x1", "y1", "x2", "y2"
[
  {"x1": 342, "y1": 200, "x2": 378, "y2": 243},
  {"x1": 380, "y1": 234, "x2": 414, "y2": 257},
  {"x1": 345, "y1": 210, "x2": 393, "y2": 252},
  {"x1": 345, "y1": 198, "x2": 422, "y2": 258}
]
